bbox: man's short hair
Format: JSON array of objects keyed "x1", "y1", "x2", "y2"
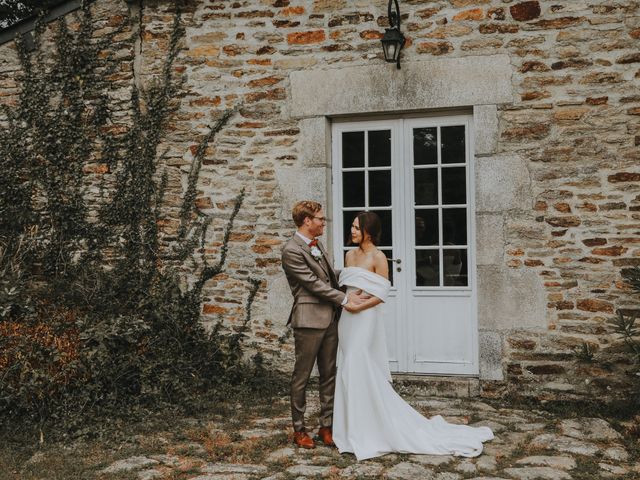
[{"x1": 292, "y1": 200, "x2": 322, "y2": 227}]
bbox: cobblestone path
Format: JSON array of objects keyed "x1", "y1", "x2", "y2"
[{"x1": 94, "y1": 395, "x2": 640, "y2": 480}]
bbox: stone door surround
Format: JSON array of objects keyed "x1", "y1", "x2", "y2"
[{"x1": 282, "y1": 55, "x2": 545, "y2": 382}]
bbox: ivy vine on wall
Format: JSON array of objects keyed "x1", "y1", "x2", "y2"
[{"x1": 0, "y1": 1, "x2": 280, "y2": 432}]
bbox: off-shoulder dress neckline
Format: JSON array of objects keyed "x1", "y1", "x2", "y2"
[{"x1": 342, "y1": 265, "x2": 390, "y2": 283}]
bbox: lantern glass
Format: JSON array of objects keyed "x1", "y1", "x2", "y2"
[
  {"x1": 382, "y1": 42, "x2": 396, "y2": 62},
  {"x1": 381, "y1": 28, "x2": 404, "y2": 63}
]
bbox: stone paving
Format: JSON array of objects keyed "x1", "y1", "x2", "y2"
[{"x1": 97, "y1": 395, "x2": 640, "y2": 480}]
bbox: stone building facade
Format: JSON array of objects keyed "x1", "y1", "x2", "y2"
[{"x1": 1, "y1": 0, "x2": 639, "y2": 399}]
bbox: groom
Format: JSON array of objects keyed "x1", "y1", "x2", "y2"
[{"x1": 281, "y1": 200, "x2": 367, "y2": 449}]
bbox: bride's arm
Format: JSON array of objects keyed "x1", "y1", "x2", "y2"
[{"x1": 348, "y1": 294, "x2": 383, "y2": 313}]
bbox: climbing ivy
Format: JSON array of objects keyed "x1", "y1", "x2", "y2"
[{"x1": 0, "y1": 1, "x2": 283, "y2": 432}]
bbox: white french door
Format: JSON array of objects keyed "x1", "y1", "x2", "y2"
[{"x1": 331, "y1": 114, "x2": 478, "y2": 375}]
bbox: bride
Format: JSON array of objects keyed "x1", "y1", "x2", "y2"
[{"x1": 334, "y1": 211, "x2": 494, "y2": 461}]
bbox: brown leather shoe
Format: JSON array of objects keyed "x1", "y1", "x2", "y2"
[
  {"x1": 317, "y1": 427, "x2": 335, "y2": 447},
  {"x1": 293, "y1": 431, "x2": 315, "y2": 449}
]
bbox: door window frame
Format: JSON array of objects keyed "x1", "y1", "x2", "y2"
[{"x1": 330, "y1": 112, "x2": 478, "y2": 375}]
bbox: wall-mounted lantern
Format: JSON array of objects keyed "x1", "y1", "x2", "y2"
[{"x1": 380, "y1": 0, "x2": 406, "y2": 69}]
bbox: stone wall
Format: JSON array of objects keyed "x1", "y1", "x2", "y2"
[{"x1": 1, "y1": 0, "x2": 639, "y2": 399}]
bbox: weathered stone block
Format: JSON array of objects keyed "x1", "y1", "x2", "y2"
[
  {"x1": 525, "y1": 364, "x2": 566, "y2": 375},
  {"x1": 461, "y1": 38, "x2": 504, "y2": 51},
  {"x1": 580, "y1": 72, "x2": 622, "y2": 84},
  {"x1": 576, "y1": 299, "x2": 614, "y2": 313},
  {"x1": 426, "y1": 24, "x2": 473, "y2": 38},
  {"x1": 476, "y1": 214, "x2": 504, "y2": 265},
  {"x1": 286, "y1": 30, "x2": 326, "y2": 44},
  {"x1": 289, "y1": 55, "x2": 514, "y2": 118},
  {"x1": 608, "y1": 172, "x2": 640, "y2": 183},
  {"x1": 545, "y1": 216, "x2": 580, "y2": 228},
  {"x1": 508, "y1": 337, "x2": 537, "y2": 350},
  {"x1": 510, "y1": 1, "x2": 541, "y2": 22},
  {"x1": 416, "y1": 7, "x2": 441, "y2": 19},
  {"x1": 479, "y1": 23, "x2": 519, "y2": 34},
  {"x1": 297, "y1": 116, "x2": 329, "y2": 167},
  {"x1": 551, "y1": 59, "x2": 593, "y2": 70},
  {"x1": 479, "y1": 330, "x2": 504, "y2": 380},
  {"x1": 451, "y1": 0, "x2": 489, "y2": 7},
  {"x1": 275, "y1": 166, "x2": 327, "y2": 220},
  {"x1": 453, "y1": 8, "x2": 485, "y2": 21},
  {"x1": 282, "y1": 6, "x2": 305, "y2": 16},
  {"x1": 477, "y1": 266, "x2": 547, "y2": 330},
  {"x1": 416, "y1": 41, "x2": 454, "y2": 55},
  {"x1": 529, "y1": 17, "x2": 586, "y2": 29},
  {"x1": 582, "y1": 238, "x2": 606, "y2": 246},
  {"x1": 476, "y1": 155, "x2": 531, "y2": 213},
  {"x1": 591, "y1": 245, "x2": 627, "y2": 256},
  {"x1": 520, "y1": 61, "x2": 550, "y2": 72},
  {"x1": 502, "y1": 123, "x2": 550, "y2": 140},
  {"x1": 616, "y1": 53, "x2": 640, "y2": 64},
  {"x1": 473, "y1": 104, "x2": 499, "y2": 155}
]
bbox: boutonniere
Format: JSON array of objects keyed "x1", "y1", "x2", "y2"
[{"x1": 309, "y1": 240, "x2": 323, "y2": 262}]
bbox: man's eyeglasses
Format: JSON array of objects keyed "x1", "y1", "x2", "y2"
[{"x1": 313, "y1": 216, "x2": 327, "y2": 223}]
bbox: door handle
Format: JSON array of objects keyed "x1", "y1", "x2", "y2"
[{"x1": 388, "y1": 258, "x2": 402, "y2": 272}]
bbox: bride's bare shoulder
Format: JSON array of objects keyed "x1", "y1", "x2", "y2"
[
  {"x1": 373, "y1": 249, "x2": 389, "y2": 278},
  {"x1": 344, "y1": 249, "x2": 355, "y2": 266},
  {"x1": 374, "y1": 249, "x2": 387, "y2": 261}
]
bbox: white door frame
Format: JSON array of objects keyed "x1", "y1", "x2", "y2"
[{"x1": 331, "y1": 114, "x2": 478, "y2": 375}]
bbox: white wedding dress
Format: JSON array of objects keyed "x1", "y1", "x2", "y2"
[{"x1": 333, "y1": 266, "x2": 494, "y2": 461}]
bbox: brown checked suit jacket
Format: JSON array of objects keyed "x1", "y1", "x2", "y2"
[{"x1": 281, "y1": 234, "x2": 346, "y2": 329}]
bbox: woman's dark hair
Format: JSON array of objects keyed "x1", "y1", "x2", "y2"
[{"x1": 349, "y1": 211, "x2": 382, "y2": 246}]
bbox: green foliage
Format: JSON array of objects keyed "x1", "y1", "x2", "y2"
[
  {"x1": 610, "y1": 310, "x2": 640, "y2": 364},
  {"x1": 0, "y1": 1, "x2": 285, "y2": 431},
  {"x1": 0, "y1": 0, "x2": 40, "y2": 28},
  {"x1": 612, "y1": 267, "x2": 640, "y2": 366},
  {"x1": 624, "y1": 267, "x2": 640, "y2": 297}
]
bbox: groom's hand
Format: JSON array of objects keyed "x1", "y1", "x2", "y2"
[
  {"x1": 347, "y1": 290, "x2": 371, "y2": 305},
  {"x1": 343, "y1": 301, "x2": 357, "y2": 312}
]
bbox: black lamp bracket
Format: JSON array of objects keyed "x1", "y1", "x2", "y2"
[{"x1": 388, "y1": 0, "x2": 401, "y2": 30}]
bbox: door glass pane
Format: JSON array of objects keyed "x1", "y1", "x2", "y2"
[
  {"x1": 369, "y1": 170, "x2": 391, "y2": 207},
  {"x1": 442, "y1": 208, "x2": 467, "y2": 246},
  {"x1": 369, "y1": 210, "x2": 392, "y2": 247},
  {"x1": 415, "y1": 209, "x2": 438, "y2": 246},
  {"x1": 441, "y1": 167, "x2": 466, "y2": 205},
  {"x1": 342, "y1": 171, "x2": 364, "y2": 207},
  {"x1": 380, "y1": 248, "x2": 394, "y2": 286},
  {"x1": 414, "y1": 169, "x2": 438, "y2": 205},
  {"x1": 441, "y1": 126, "x2": 465, "y2": 164},
  {"x1": 413, "y1": 127, "x2": 437, "y2": 165},
  {"x1": 369, "y1": 130, "x2": 391, "y2": 167},
  {"x1": 443, "y1": 248, "x2": 468, "y2": 286},
  {"x1": 416, "y1": 249, "x2": 439, "y2": 286},
  {"x1": 342, "y1": 131, "x2": 365, "y2": 168}
]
